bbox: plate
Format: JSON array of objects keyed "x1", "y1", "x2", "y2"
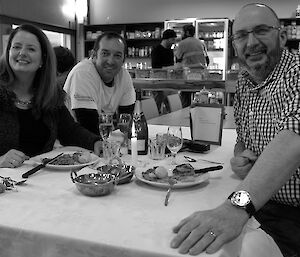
[
  {"x1": 135, "y1": 170, "x2": 209, "y2": 189},
  {"x1": 31, "y1": 151, "x2": 99, "y2": 170}
]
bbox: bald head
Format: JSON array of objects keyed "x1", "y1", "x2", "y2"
[{"x1": 233, "y1": 3, "x2": 280, "y2": 33}]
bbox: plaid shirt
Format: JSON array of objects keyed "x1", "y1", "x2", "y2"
[{"x1": 234, "y1": 49, "x2": 300, "y2": 206}]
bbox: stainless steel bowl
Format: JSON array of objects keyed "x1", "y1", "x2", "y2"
[
  {"x1": 71, "y1": 171, "x2": 116, "y2": 196},
  {"x1": 97, "y1": 164, "x2": 135, "y2": 184}
]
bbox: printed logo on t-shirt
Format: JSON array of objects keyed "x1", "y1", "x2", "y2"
[{"x1": 74, "y1": 94, "x2": 95, "y2": 102}]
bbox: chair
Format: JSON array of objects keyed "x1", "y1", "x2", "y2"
[
  {"x1": 167, "y1": 93, "x2": 183, "y2": 112},
  {"x1": 141, "y1": 98, "x2": 160, "y2": 120}
]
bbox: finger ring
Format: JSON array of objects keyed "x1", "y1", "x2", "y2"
[{"x1": 209, "y1": 230, "x2": 217, "y2": 238}]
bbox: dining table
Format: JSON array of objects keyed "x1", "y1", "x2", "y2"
[{"x1": 0, "y1": 125, "x2": 282, "y2": 257}]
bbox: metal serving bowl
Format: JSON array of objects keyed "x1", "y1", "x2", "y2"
[
  {"x1": 97, "y1": 164, "x2": 135, "y2": 185},
  {"x1": 70, "y1": 171, "x2": 116, "y2": 197}
]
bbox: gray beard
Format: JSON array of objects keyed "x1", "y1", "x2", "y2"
[{"x1": 240, "y1": 44, "x2": 282, "y2": 83}]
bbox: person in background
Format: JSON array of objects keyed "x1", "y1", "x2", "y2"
[
  {"x1": 64, "y1": 31, "x2": 136, "y2": 135},
  {"x1": 151, "y1": 29, "x2": 177, "y2": 113},
  {"x1": 53, "y1": 46, "x2": 75, "y2": 89},
  {"x1": 0, "y1": 24, "x2": 102, "y2": 168},
  {"x1": 170, "y1": 3, "x2": 300, "y2": 257},
  {"x1": 175, "y1": 24, "x2": 208, "y2": 107}
]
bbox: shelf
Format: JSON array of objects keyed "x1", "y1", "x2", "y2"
[
  {"x1": 199, "y1": 37, "x2": 224, "y2": 40},
  {"x1": 84, "y1": 22, "x2": 164, "y2": 58},
  {"x1": 126, "y1": 38, "x2": 161, "y2": 41},
  {"x1": 286, "y1": 38, "x2": 300, "y2": 41},
  {"x1": 207, "y1": 48, "x2": 224, "y2": 51}
]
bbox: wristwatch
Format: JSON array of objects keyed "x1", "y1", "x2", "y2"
[{"x1": 228, "y1": 190, "x2": 256, "y2": 217}]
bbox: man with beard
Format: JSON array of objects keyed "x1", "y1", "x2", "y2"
[
  {"x1": 64, "y1": 32, "x2": 136, "y2": 135},
  {"x1": 170, "y1": 4, "x2": 300, "y2": 257}
]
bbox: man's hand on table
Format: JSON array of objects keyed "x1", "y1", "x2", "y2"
[
  {"x1": 230, "y1": 149, "x2": 257, "y2": 179},
  {"x1": 170, "y1": 201, "x2": 249, "y2": 255},
  {"x1": 0, "y1": 149, "x2": 29, "y2": 168}
]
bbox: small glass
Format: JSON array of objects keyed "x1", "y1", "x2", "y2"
[
  {"x1": 117, "y1": 113, "x2": 132, "y2": 153},
  {"x1": 167, "y1": 126, "x2": 183, "y2": 165},
  {"x1": 102, "y1": 140, "x2": 121, "y2": 164},
  {"x1": 148, "y1": 134, "x2": 167, "y2": 160},
  {"x1": 99, "y1": 113, "x2": 114, "y2": 141}
]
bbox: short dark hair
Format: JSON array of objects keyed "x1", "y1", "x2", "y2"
[
  {"x1": 92, "y1": 31, "x2": 127, "y2": 55},
  {"x1": 183, "y1": 25, "x2": 195, "y2": 37},
  {"x1": 162, "y1": 29, "x2": 177, "y2": 40},
  {"x1": 53, "y1": 46, "x2": 75, "y2": 73}
]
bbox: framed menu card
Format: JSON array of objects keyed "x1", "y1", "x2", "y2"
[{"x1": 189, "y1": 104, "x2": 224, "y2": 145}]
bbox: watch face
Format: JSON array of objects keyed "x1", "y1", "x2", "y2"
[{"x1": 232, "y1": 191, "x2": 250, "y2": 207}]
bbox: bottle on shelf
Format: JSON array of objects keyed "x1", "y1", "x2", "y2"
[
  {"x1": 128, "y1": 90, "x2": 149, "y2": 155},
  {"x1": 296, "y1": 5, "x2": 300, "y2": 18}
]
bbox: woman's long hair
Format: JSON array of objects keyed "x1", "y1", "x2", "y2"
[{"x1": 0, "y1": 24, "x2": 63, "y2": 115}]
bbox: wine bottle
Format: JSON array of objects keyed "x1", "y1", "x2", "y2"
[{"x1": 128, "y1": 90, "x2": 149, "y2": 155}]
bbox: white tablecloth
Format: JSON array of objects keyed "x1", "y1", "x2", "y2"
[{"x1": 0, "y1": 128, "x2": 282, "y2": 257}]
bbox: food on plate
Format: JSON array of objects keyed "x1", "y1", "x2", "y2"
[
  {"x1": 142, "y1": 163, "x2": 201, "y2": 183},
  {"x1": 154, "y1": 166, "x2": 168, "y2": 178},
  {"x1": 0, "y1": 182, "x2": 6, "y2": 193},
  {"x1": 173, "y1": 163, "x2": 195, "y2": 176},
  {"x1": 76, "y1": 151, "x2": 92, "y2": 164},
  {"x1": 42, "y1": 152, "x2": 92, "y2": 165}
]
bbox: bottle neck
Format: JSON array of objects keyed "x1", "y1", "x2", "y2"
[{"x1": 134, "y1": 90, "x2": 143, "y2": 115}]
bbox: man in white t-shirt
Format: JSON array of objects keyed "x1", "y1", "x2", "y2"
[{"x1": 64, "y1": 32, "x2": 136, "y2": 135}]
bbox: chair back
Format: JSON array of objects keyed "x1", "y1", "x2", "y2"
[
  {"x1": 141, "y1": 98, "x2": 160, "y2": 120},
  {"x1": 167, "y1": 94, "x2": 183, "y2": 112}
]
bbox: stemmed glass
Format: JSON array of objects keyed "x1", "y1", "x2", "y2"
[
  {"x1": 167, "y1": 126, "x2": 183, "y2": 165},
  {"x1": 99, "y1": 113, "x2": 114, "y2": 141},
  {"x1": 117, "y1": 113, "x2": 132, "y2": 152}
]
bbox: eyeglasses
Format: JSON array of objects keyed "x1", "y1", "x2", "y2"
[{"x1": 231, "y1": 25, "x2": 280, "y2": 43}]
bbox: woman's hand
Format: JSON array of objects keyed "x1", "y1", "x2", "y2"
[
  {"x1": 93, "y1": 140, "x2": 103, "y2": 156},
  {"x1": 230, "y1": 149, "x2": 258, "y2": 179},
  {"x1": 0, "y1": 149, "x2": 29, "y2": 168}
]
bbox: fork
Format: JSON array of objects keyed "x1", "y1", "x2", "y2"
[{"x1": 164, "y1": 178, "x2": 176, "y2": 206}]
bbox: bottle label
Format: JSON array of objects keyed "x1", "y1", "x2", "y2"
[
  {"x1": 137, "y1": 139, "x2": 146, "y2": 151},
  {"x1": 128, "y1": 139, "x2": 146, "y2": 151}
]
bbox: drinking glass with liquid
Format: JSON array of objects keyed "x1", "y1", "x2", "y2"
[
  {"x1": 167, "y1": 126, "x2": 183, "y2": 165},
  {"x1": 99, "y1": 113, "x2": 114, "y2": 141},
  {"x1": 117, "y1": 113, "x2": 132, "y2": 153}
]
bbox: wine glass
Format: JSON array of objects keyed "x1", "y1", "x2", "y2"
[
  {"x1": 99, "y1": 113, "x2": 114, "y2": 141},
  {"x1": 167, "y1": 126, "x2": 183, "y2": 165},
  {"x1": 117, "y1": 113, "x2": 132, "y2": 152}
]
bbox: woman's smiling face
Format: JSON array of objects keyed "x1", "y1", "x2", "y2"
[{"x1": 9, "y1": 30, "x2": 43, "y2": 75}]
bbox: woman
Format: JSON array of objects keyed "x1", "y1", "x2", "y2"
[
  {"x1": 53, "y1": 45, "x2": 75, "y2": 88},
  {"x1": 0, "y1": 24, "x2": 102, "y2": 168}
]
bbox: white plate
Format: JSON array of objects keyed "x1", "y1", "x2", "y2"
[
  {"x1": 135, "y1": 170, "x2": 209, "y2": 189},
  {"x1": 31, "y1": 150, "x2": 99, "y2": 170}
]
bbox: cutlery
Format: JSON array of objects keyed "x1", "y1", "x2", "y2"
[
  {"x1": 196, "y1": 158, "x2": 224, "y2": 165},
  {"x1": 164, "y1": 178, "x2": 176, "y2": 206},
  {"x1": 184, "y1": 155, "x2": 197, "y2": 162},
  {"x1": 22, "y1": 153, "x2": 64, "y2": 178},
  {"x1": 194, "y1": 165, "x2": 223, "y2": 174},
  {"x1": 0, "y1": 175, "x2": 27, "y2": 186}
]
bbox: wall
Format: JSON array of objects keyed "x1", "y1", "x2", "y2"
[
  {"x1": 89, "y1": 0, "x2": 299, "y2": 24},
  {"x1": 0, "y1": 0, "x2": 75, "y2": 28}
]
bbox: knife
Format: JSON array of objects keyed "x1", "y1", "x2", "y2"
[
  {"x1": 22, "y1": 153, "x2": 64, "y2": 178},
  {"x1": 194, "y1": 165, "x2": 223, "y2": 174}
]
